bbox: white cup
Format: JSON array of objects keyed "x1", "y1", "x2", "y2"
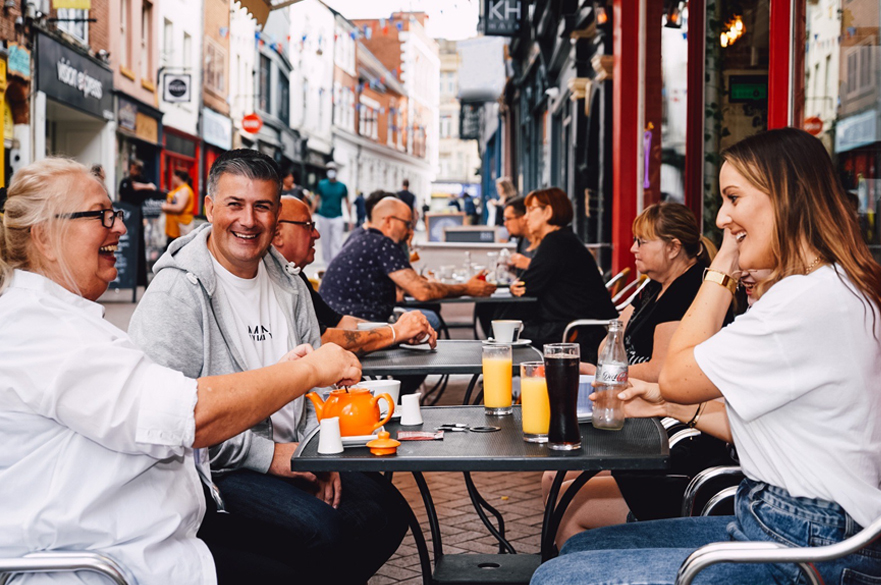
[
  {"x1": 356, "y1": 322, "x2": 389, "y2": 331},
  {"x1": 492, "y1": 320, "x2": 523, "y2": 343},
  {"x1": 400, "y1": 393, "x2": 424, "y2": 426},
  {"x1": 358, "y1": 380, "x2": 401, "y2": 416},
  {"x1": 317, "y1": 417, "x2": 344, "y2": 454}
]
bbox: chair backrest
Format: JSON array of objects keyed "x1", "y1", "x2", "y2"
[
  {"x1": 680, "y1": 465, "x2": 745, "y2": 517},
  {"x1": 613, "y1": 274, "x2": 650, "y2": 308},
  {"x1": 605, "y1": 267, "x2": 631, "y2": 297},
  {"x1": 0, "y1": 552, "x2": 131, "y2": 585}
]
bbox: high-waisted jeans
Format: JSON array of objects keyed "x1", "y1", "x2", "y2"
[{"x1": 531, "y1": 478, "x2": 881, "y2": 584}]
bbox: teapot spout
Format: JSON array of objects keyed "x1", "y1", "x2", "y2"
[{"x1": 306, "y1": 392, "x2": 325, "y2": 420}]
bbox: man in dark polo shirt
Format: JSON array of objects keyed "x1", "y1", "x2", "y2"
[
  {"x1": 273, "y1": 197, "x2": 436, "y2": 353},
  {"x1": 319, "y1": 197, "x2": 496, "y2": 322}
]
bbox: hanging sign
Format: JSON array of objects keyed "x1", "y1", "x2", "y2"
[
  {"x1": 483, "y1": 0, "x2": 522, "y2": 36},
  {"x1": 242, "y1": 112, "x2": 263, "y2": 134},
  {"x1": 162, "y1": 73, "x2": 191, "y2": 103}
]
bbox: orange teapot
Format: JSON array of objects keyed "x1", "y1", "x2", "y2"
[{"x1": 307, "y1": 388, "x2": 394, "y2": 437}]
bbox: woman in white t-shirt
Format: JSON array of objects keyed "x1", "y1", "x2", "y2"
[{"x1": 532, "y1": 128, "x2": 881, "y2": 585}]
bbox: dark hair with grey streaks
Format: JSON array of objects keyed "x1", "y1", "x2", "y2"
[{"x1": 206, "y1": 148, "x2": 282, "y2": 202}]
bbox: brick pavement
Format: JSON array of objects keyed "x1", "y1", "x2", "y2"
[{"x1": 367, "y1": 373, "x2": 547, "y2": 585}]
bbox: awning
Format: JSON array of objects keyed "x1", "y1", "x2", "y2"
[{"x1": 237, "y1": 0, "x2": 303, "y2": 27}]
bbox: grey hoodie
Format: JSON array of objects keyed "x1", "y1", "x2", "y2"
[{"x1": 129, "y1": 223, "x2": 321, "y2": 477}]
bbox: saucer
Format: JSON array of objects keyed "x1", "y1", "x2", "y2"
[
  {"x1": 341, "y1": 427, "x2": 384, "y2": 448},
  {"x1": 400, "y1": 343, "x2": 434, "y2": 352},
  {"x1": 482, "y1": 338, "x2": 532, "y2": 347}
]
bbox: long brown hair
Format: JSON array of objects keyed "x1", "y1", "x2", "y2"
[
  {"x1": 721, "y1": 128, "x2": 881, "y2": 315},
  {"x1": 632, "y1": 202, "x2": 717, "y2": 266}
]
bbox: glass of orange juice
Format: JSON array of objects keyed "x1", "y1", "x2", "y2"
[
  {"x1": 482, "y1": 345, "x2": 513, "y2": 415},
  {"x1": 520, "y1": 362, "x2": 549, "y2": 443}
]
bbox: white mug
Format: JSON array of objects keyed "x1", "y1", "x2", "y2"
[
  {"x1": 357, "y1": 379, "x2": 401, "y2": 417},
  {"x1": 400, "y1": 393, "x2": 424, "y2": 426},
  {"x1": 492, "y1": 320, "x2": 523, "y2": 343},
  {"x1": 317, "y1": 417, "x2": 344, "y2": 454}
]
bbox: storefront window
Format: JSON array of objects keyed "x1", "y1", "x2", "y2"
[
  {"x1": 799, "y1": 0, "x2": 880, "y2": 258},
  {"x1": 701, "y1": 0, "x2": 770, "y2": 234}
]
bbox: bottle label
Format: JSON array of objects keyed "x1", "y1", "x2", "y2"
[{"x1": 597, "y1": 364, "x2": 628, "y2": 385}]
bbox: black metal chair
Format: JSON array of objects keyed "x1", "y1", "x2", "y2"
[{"x1": 0, "y1": 551, "x2": 131, "y2": 584}]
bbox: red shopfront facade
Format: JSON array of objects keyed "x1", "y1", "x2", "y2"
[
  {"x1": 161, "y1": 127, "x2": 201, "y2": 216},
  {"x1": 610, "y1": 0, "x2": 879, "y2": 271}
]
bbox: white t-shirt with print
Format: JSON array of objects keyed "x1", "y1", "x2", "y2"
[
  {"x1": 694, "y1": 265, "x2": 881, "y2": 528},
  {"x1": 211, "y1": 258, "x2": 300, "y2": 443}
]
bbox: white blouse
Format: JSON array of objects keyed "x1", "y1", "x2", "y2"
[{"x1": 0, "y1": 270, "x2": 215, "y2": 584}]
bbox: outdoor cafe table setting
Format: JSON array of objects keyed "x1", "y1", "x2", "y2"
[
  {"x1": 359, "y1": 338, "x2": 542, "y2": 406},
  {"x1": 291, "y1": 406, "x2": 669, "y2": 585}
]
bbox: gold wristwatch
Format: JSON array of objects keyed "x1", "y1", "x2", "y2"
[{"x1": 703, "y1": 268, "x2": 738, "y2": 296}]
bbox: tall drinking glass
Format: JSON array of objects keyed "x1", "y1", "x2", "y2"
[
  {"x1": 520, "y1": 361, "x2": 549, "y2": 443},
  {"x1": 482, "y1": 345, "x2": 513, "y2": 415},
  {"x1": 543, "y1": 343, "x2": 582, "y2": 450}
]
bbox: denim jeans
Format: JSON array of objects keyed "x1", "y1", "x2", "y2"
[
  {"x1": 212, "y1": 470, "x2": 409, "y2": 585},
  {"x1": 531, "y1": 478, "x2": 881, "y2": 585}
]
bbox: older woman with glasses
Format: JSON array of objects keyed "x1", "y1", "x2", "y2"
[
  {"x1": 0, "y1": 158, "x2": 361, "y2": 584},
  {"x1": 510, "y1": 187, "x2": 617, "y2": 361}
]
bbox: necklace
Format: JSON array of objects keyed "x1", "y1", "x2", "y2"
[{"x1": 805, "y1": 255, "x2": 823, "y2": 275}]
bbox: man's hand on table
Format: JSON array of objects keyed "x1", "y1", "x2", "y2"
[
  {"x1": 394, "y1": 311, "x2": 438, "y2": 348},
  {"x1": 269, "y1": 444, "x2": 342, "y2": 508},
  {"x1": 464, "y1": 274, "x2": 496, "y2": 297}
]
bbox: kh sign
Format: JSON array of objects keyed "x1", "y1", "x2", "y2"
[{"x1": 484, "y1": 0, "x2": 521, "y2": 36}]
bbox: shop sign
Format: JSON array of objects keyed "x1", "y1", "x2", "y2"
[
  {"x1": 118, "y1": 98, "x2": 137, "y2": 131},
  {"x1": 804, "y1": 117, "x2": 823, "y2": 136},
  {"x1": 202, "y1": 107, "x2": 232, "y2": 150},
  {"x1": 835, "y1": 109, "x2": 879, "y2": 153},
  {"x1": 8, "y1": 43, "x2": 31, "y2": 79},
  {"x1": 162, "y1": 73, "x2": 191, "y2": 103},
  {"x1": 459, "y1": 102, "x2": 481, "y2": 140},
  {"x1": 483, "y1": 0, "x2": 521, "y2": 36},
  {"x1": 242, "y1": 112, "x2": 263, "y2": 134},
  {"x1": 36, "y1": 31, "x2": 113, "y2": 121},
  {"x1": 0, "y1": 59, "x2": 7, "y2": 94},
  {"x1": 135, "y1": 112, "x2": 159, "y2": 144}
]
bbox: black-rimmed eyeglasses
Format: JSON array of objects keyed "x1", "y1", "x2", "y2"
[
  {"x1": 279, "y1": 219, "x2": 318, "y2": 232},
  {"x1": 389, "y1": 216, "x2": 415, "y2": 230},
  {"x1": 56, "y1": 209, "x2": 125, "y2": 229}
]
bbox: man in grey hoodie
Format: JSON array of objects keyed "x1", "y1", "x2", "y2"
[{"x1": 129, "y1": 149, "x2": 408, "y2": 584}]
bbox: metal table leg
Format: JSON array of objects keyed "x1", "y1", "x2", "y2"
[
  {"x1": 461, "y1": 374, "x2": 480, "y2": 405},
  {"x1": 423, "y1": 374, "x2": 451, "y2": 406},
  {"x1": 464, "y1": 472, "x2": 516, "y2": 554},
  {"x1": 541, "y1": 470, "x2": 598, "y2": 562}
]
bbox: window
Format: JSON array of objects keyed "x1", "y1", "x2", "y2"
[
  {"x1": 183, "y1": 32, "x2": 192, "y2": 70},
  {"x1": 141, "y1": 1, "x2": 153, "y2": 80},
  {"x1": 120, "y1": 0, "x2": 129, "y2": 68},
  {"x1": 440, "y1": 114, "x2": 453, "y2": 138},
  {"x1": 57, "y1": 9, "x2": 89, "y2": 44},
  {"x1": 279, "y1": 75, "x2": 290, "y2": 125},
  {"x1": 205, "y1": 39, "x2": 226, "y2": 95},
  {"x1": 846, "y1": 42, "x2": 875, "y2": 98},
  {"x1": 163, "y1": 19, "x2": 173, "y2": 67},
  {"x1": 258, "y1": 55, "x2": 271, "y2": 113}
]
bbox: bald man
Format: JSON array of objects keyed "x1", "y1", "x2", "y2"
[
  {"x1": 319, "y1": 197, "x2": 496, "y2": 323},
  {"x1": 273, "y1": 197, "x2": 437, "y2": 353}
]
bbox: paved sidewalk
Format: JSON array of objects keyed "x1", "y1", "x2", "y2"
[{"x1": 367, "y1": 371, "x2": 547, "y2": 585}]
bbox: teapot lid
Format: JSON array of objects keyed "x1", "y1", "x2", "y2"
[{"x1": 366, "y1": 430, "x2": 400, "y2": 456}]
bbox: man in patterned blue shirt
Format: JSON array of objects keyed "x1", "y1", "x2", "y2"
[{"x1": 320, "y1": 197, "x2": 495, "y2": 322}]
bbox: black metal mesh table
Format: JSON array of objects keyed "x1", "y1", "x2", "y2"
[
  {"x1": 360, "y1": 340, "x2": 543, "y2": 377},
  {"x1": 293, "y1": 406, "x2": 669, "y2": 585},
  {"x1": 400, "y1": 291, "x2": 538, "y2": 305}
]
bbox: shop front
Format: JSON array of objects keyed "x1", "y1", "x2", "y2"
[
  {"x1": 162, "y1": 128, "x2": 201, "y2": 215},
  {"x1": 201, "y1": 106, "x2": 233, "y2": 206},
  {"x1": 33, "y1": 30, "x2": 115, "y2": 183}
]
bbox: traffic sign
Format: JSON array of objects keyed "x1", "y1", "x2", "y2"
[
  {"x1": 804, "y1": 117, "x2": 823, "y2": 136},
  {"x1": 242, "y1": 113, "x2": 263, "y2": 134}
]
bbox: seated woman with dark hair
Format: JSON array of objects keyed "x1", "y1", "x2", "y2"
[{"x1": 510, "y1": 187, "x2": 617, "y2": 362}]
